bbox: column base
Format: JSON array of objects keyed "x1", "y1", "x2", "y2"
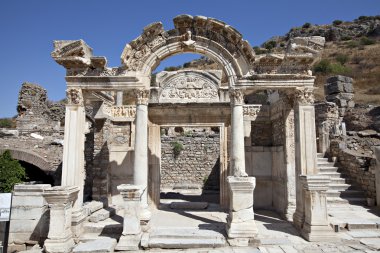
[
  {"x1": 293, "y1": 210, "x2": 304, "y2": 230},
  {"x1": 115, "y1": 233, "x2": 142, "y2": 251},
  {"x1": 44, "y1": 236, "x2": 75, "y2": 253},
  {"x1": 301, "y1": 223, "x2": 337, "y2": 242},
  {"x1": 226, "y1": 219, "x2": 258, "y2": 239}
]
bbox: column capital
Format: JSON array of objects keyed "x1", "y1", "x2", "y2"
[
  {"x1": 42, "y1": 186, "x2": 79, "y2": 206},
  {"x1": 294, "y1": 87, "x2": 314, "y2": 106},
  {"x1": 66, "y1": 88, "x2": 84, "y2": 106},
  {"x1": 134, "y1": 88, "x2": 150, "y2": 105},
  {"x1": 229, "y1": 88, "x2": 244, "y2": 106}
]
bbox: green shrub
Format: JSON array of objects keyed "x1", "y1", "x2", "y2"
[
  {"x1": 164, "y1": 66, "x2": 181, "y2": 71},
  {"x1": 302, "y1": 22, "x2": 311, "y2": 29},
  {"x1": 0, "y1": 118, "x2": 15, "y2": 128},
  {"x1": 313, "y1": 59, "x2": 332, "y2": 74},
  {"x1": 335, "y1": 54, "x2": 349, "y2": 65},
  {"x1": 333, "y1": 20, "x2": 343, "y2": 26},
  {"x1": 263, "y1": 41, "x2": 277, "y2": 51},
  {"x1": 313, "y1": 59, "x2": 351, "y2": 75},
  {"x1": 0, "y1": 150, "x2": 27, "y2": 192},
  {"x1": 346, "y1": 40, "x2": 360, "y2": 48},
  {"x1": 360, "y1": 37, "x2": 376, "y2": 46},
  {"x1": 253, "y1": 46, "x2": 266, "y2": 55},
  {"x1": 171, "y1": 141, "x2": 183, "y2": 158}
]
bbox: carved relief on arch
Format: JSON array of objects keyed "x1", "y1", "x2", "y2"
[
  {"x1": 156, "y1": 70, "x2": 221, "y2": 103},
  {"x1": 120, "y1": 15, "x2": 255, "y2": 76}
]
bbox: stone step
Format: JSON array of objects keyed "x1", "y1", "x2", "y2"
[
  {"x1": 317, "y1": 153, "x2": 325, "y2": 158},
  {"x1": 319, "y1": 172, "x2": 347, "y2": 179},
  {"x1": 330, "y1": 177, "x2": 349, "y2": 184},
  {"x1": 327, "y1": 197, "x2": 367, "y2": 205},
  {"x1": 148, "y1": 228, "x2": 226, "y2": 249},
  {"x1": 328, "y1": 183, "x2": 354, "y2": 191},
  {"x1": 319, "y1": 167, "x2": 340, "y2": 173},
  {"x1": 326, "y1": 190, "x2": 366, "y2": 198},
  {"x1": 318, "y1": 162, "x2": 336, "y2": 167},
  {"x1": 79, "y1": 233, "x2": 121, "y2": 243},
  {"x1": 317, "y1": 157, "x2": 329, "y2": 162},
  {"x1": 88, "y1": 207, "x2": 116, "y2": 223},
  {"x1": 83, "y1": 220, "x2": 123, "y2": 235}
]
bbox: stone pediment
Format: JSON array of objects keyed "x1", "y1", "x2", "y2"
[{"x1": 155, "y1": 70, "x2": 222, "y2": 103}]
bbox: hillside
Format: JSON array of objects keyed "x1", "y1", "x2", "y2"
[{"x1": 172, "y1": 15, "x2": 380, "y2": 105}]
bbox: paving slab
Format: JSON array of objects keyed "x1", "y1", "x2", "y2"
[
  {"x1": 73, "y1": 238, "x2": 117, "y2": 253},
  {"x1": 360, "y1": 238, "x2": 380, "y2": 250}
]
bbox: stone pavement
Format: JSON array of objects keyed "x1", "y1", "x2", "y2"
[{"x1": 125, "y1": 207, "x2": 380, "y2": 253}]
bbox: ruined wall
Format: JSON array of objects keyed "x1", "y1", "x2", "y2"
[
  {"x1": 16, "y1": 83, "x2": 65, "y2": 134},
  {"x1": 160, "y1": 127, "x2": 220, "y2": 190},
  {"x1": 330, "y1": 140, "x2": 376, "y2": 199},
  {"x1": 91, "y1": 119, "x2": 111, "y2": 202}
]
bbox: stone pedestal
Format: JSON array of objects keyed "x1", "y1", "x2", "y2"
[
  {"x1": 115, "y1": 184, "x2": 144, "y2": 251},
  {"x1": 226, "y1": 176, "x2": 257, "y2": 242},
  {"x1": 133, "y1": 89, "x2": 151, "y2": 221},
  {"x1": 42, "y1": 186, "x2": 79, "y2": 253},
  {"x1": 300, "y1": 175, "x2": 336, "y2": 241}
]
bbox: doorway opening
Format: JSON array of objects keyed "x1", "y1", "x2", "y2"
[{"x1": 159, "y1": 126, "x2": 221, "y2": 208}]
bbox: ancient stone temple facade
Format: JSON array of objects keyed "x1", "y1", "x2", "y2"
[{"x1": 7, "y1": 15, "x2": 336, "y2": 251}]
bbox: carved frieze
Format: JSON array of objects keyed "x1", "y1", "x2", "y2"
[
  {"x1": 102, "y1": 105, "x2": 136, "y2": 121},
  {"x1": 66, "y1": 88, "x2": 83, "y2": 106},
  {"x1": 109, "y1": 122, "x2": 131, "y2": 147},
  {"x1": 158, "y1": 71, "x2": 220, "y2": 103}
]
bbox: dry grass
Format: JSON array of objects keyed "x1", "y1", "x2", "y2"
[{"x1": 314, "y1": 40, "x2": 380, "y2": 105}]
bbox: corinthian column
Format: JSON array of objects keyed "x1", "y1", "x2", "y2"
[
  {"x1": 61, "y1": 88, "x2": 86, "y2": 209},
  {"x1": 229, "y1": 89, "x2": 248, "y2": 177},
  {"x1": 133, "y1": 88, "x2": 150, "y2": 220}
]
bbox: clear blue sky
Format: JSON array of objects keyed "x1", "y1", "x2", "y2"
[{"x1": 0, "y1": 0, "x2": 379, "y2": 117}]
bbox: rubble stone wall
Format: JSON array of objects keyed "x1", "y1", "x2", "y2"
[
  {"x1": 330, "y1": 140, "x2": 376, "y2": 199},
  {"x1": 160, "y1": 128, "x2": 220, "y2": 190}
]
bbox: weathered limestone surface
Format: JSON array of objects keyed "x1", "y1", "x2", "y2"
[
  {"x1": 226, "y1": 176, "x2": 258, "y2": 242},
  {"x1": 115, "y1": 184, "x2": 144, "y2": 251},
  {"x1": 8, "y1": 184, "x2": 51, "y2": 249},
  {"x1": 300, "y1": 175, "x2": 336, "y2": 241},
  {"x1": 43, "y1": 186, "x2": 79, "y2": 253},
  {"x1": 160, "y1": 127, "x2": 220, "y2": 190}
]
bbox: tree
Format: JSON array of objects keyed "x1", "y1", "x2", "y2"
[{"x1": 0, "y1": 150, "x2": 27, "y2": 192}]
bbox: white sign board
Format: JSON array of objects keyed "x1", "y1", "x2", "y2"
[{"x1": 0, "y1": 193, "x2": 12, "y2": 222}]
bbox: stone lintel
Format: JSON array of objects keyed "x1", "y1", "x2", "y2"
[
  {"x1": 300, "y1": 175, "x2": 330, "y2": 191},
  {"x1": 13, "y1": 183, "x2": 51, "y2": 195}
]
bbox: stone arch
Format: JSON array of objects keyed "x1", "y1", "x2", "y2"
[
  {"x1": 0, "y1": 148, "x2": 52, "y2": 172},
  {"x1": 121, "y1": 15, "x2": 255, "y2": 85}
]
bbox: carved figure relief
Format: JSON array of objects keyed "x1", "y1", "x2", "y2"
[
  {"x1": 159, "y1": 72, "x2": 219, "y2": 103},
  {"x1": 295, "y1": 88, "x2": 314, "y2": 105},
  {"x1": 66, "y1": 88, "x2": 83, "y2": 105}
]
